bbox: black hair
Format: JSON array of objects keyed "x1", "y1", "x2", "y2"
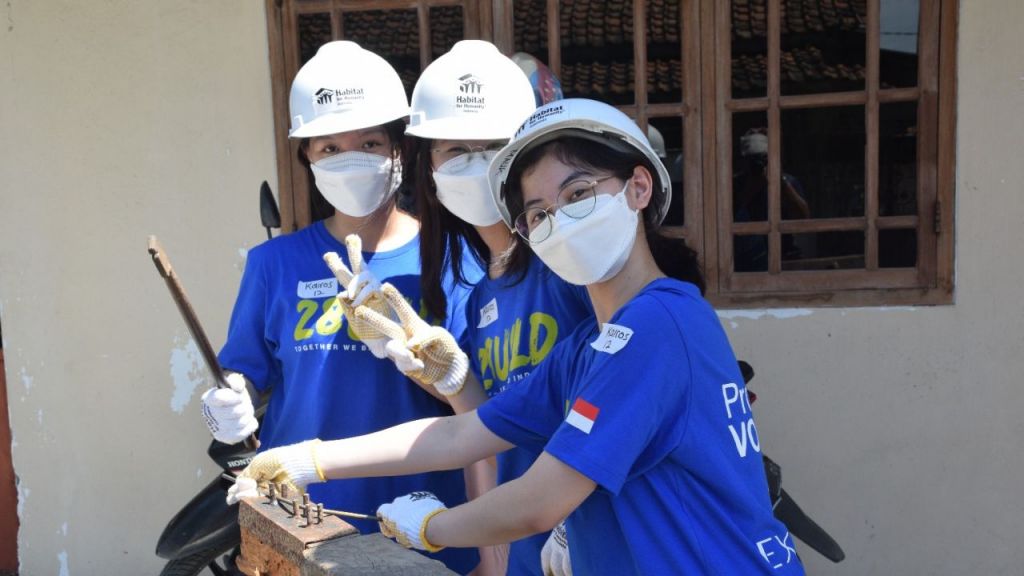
[
  {"x1": 410, "y1": 138, "x2": 531, "y2": 320},
  {"x1": 502, "y1": 136, "x2": 705, "y2": 293}
]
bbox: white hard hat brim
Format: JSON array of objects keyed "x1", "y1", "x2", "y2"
[
  {"x1": 406, "y1": 114, "x2": 528, "y2": 141},
  {"x1": 289, "y1": 108, "x2": 410, "y2": 139},
  {"x1": 487, "y1": 100, "x2": 672, "y2": 229}
]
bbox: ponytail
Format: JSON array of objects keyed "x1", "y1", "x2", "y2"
[{"x1": 647, "y1": 232, "x2": 705, "y2": 295}]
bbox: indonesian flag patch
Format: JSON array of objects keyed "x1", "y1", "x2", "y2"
[{"x1": 566, "y1": 398, "x2": 600, "y2": 434}]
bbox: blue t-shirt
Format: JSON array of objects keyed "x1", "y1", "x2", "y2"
[
  {"x1": 463, "y1": 257, "x2": 592, "y2": 576},
  {"x1": 219, "y1": 221, "x2": 481, "y2": 573},
  {"x1": 478, "y1": 278, "x2": 805, "y2": 576}
]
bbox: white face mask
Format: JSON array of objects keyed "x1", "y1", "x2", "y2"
[
  {"x1": 432, "y1": 151, "x2": 503, "y2": 227},
  {"x1": 530, "y1": 183, "x2": 639, "y2": 286},
  {"x1": 310, "y1": 151, "x2": 400, "y2": 217}
]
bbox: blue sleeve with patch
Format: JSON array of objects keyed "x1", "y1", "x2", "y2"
[
  {"x1": 476, "y1": 332, "x2": 581, "y2": 455},
  {"x1": 544, "y1": 296, "x2": 691, "y2": 495}
]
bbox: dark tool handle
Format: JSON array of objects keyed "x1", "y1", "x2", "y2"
[{"x1": 148, "y1": 235, "x2": 259, "y2": 452}]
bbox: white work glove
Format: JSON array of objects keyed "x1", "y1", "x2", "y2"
[
  {"x1": 355, "y1": 283, "x2": 468, "y2": 396},
  {"x1": 377, "y1": 491, "x2": 448, "y2": 552},
  {"x1": 225, "y1": 439, "x2": 326, "y2": 505},
  {"x1": 201, "y1": 372, "x2": 258, "y2": 445},
  {"x1": 323, "y1": 234, "x2": 391, "y2": 358},
  {"x1": 540, "y1": 521, "x2": 572, "y2": 576}
]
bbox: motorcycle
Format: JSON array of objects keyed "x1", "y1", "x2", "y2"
[
  {"x1": 155, "y1": 437, "x2": 256, "y2": 575},
  {"x1": 740, "y1": 360, "x2": 846, "y2": 564},
  {"x1": 155, "y1": 182, "x2": 280, "y2": 575}
]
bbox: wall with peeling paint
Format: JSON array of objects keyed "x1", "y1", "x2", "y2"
[
  {"x1": 0, "y1": 1, "x2": 1022, "y2": 575},
  {"x1": 0, "y1": 1, "x2": 275, "y2": 573}
]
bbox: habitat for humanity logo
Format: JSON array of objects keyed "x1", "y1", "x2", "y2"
[
  {"x1": 514, "y1": 104, "x2": 564, "y2": 137},
  {"x1": 455, "y1": 74, "x2": 486, "y2": 111},
  {"x1": 459, "y1": 74, "x2": 483, "y2": 94},
  {"x1": 313, "y1": 87, "x2": 366, "y2": 110}
]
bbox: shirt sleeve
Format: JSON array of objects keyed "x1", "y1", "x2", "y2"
[
  {"x1": 543, "y1": 295, "x2": 692, "y2": 495},
  {"x1": 217, "y1": 247, "x2": 280, "y2": 392},
  {"x1": 444, "y1": 279, "x2": 473, "y2": 347},
  {"x1": 476, "y1": 335, "x2": 577, "y2": 455}
]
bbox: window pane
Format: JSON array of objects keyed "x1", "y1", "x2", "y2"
[
  {"x1": 733, "y1": 111, "x2": 770, "y2": 224},
  {"x1": 782, "y1": 106, "x2": 865, "y2": 219},
  {"x1": 880, "y1": 102, "x2": 918, "y2": 216},
  {"x1": 881, "y1": 0, "x2": 919, "y2": 88},
  {"x1": 342, "y1": 10, "x2": 420, "y2": 96},
  {"x1": 514, "y1": 0, "x2": 548, "y2": 62},
  {"x1": 430, "y1": 6, "x2": 463, "y2": 59},
  {"x1": 298, "y1": 12, "x2": 332, "y2": 65},
  {"x1": 646, "y1": 0, "x2": 683, "y2": 104},
  {"x1": 649, "y1": 116, "x2": 684, "y2": 226},
  {"x1": 782, "y1": 231, "x2": 865, "y2": 270},
  {"x1": 780, "y1": 0, "x2": 867, "y2": 95},
  {"x1": 735, "y1": 235, "x2": 769, "y2": 272},
  {"x1": 559, "y1": 1, "x2": 635, "y2": 105},
  {"x1": 731, "y1": 0, "x2": 768, "y2": 99},
  {"x1": 879, "y1": 228, "x2": 917, "y2": 268}
]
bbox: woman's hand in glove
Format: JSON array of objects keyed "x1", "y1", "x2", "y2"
[
  {"x1": 225, "y1": 439, "x2": 326, "y2": 505},
  {"x1": 201, "y1": 372, "x2": 258, "y2": 445},
  {"x1": 323, "y1": 234, "x2": 391, "y2": 358},
  {"x1": 354, "y1": 283, "x2": 468, "y2": 397},
  {"x1": 540, "y1": 520, "x2": 572, "y2": 576},
  {"x1": 377, "y1": 491, "x2": 449, "y2": 552}
]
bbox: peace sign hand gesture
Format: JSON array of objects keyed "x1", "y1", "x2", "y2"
[
  {"x1": 323, "y1": 234, "x2": 392, "y2": 358},
  {"x1": 353, "y1": 283, "x2": 468, "y2": 397}
]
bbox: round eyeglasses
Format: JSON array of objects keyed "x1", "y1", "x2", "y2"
[
  {"x1": 513, "y1": 176, "x2": 616, "y2": 244},
  {"x1": 431, "y1": 141, "x2": 506, "y2": 165}
]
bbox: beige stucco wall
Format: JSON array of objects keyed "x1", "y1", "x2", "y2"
[
  {"x1": 0, "y1": 1, "x2": 277, "y2": 573},
  {"x1": 0, "y1": 1, "x2": 1022, "y2": 574}
]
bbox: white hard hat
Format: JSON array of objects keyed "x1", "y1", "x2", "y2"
[
  {"x1": 406, "y1": 40, "x2": 536, "y2": 140},
  {"x1": 289, "y1": 41, "x2": 410, "y2": 139},
  {"x1": 488, "y1": 98, "x2": 672, "y2": 228}
]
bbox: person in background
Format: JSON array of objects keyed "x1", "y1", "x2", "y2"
[
  {"x1": 733, "y1": 127, "x2": 811, "y2": 271},
  {"x1": 199, "y1": 41, "x2": 481, "y2": 574}
]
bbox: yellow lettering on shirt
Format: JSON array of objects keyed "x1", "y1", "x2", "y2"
[
  {"x1": 315, "y1": 297, "x2": 345, "y2": 336},
  {"x1": 477, "y1": 312, "x2": 560, "y2": 386}
]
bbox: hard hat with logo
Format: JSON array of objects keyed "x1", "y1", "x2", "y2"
[
  {"x1": 289, "y1": 41, "x2": 410, "y2": 139},
  {"x1": 488, "y1": 98, "x2": 672, "y2": 228},
  {"x1": 406, "y1": 40, "x2": 536, "y2": 140}
]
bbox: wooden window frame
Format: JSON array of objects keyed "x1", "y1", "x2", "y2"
[
  {"x1": 266, "y1": 0, "x2": 957, "y2": 308},
  {"x1": 707, "y1": 0, "x2": 956, "y2": 307}
]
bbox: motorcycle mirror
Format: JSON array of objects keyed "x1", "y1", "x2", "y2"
[
  {"x1": 738, "y1": 360, "x2": 755, "y2": 384},
  {"x1": 260, "y1": 180, "x2": 282, "y2": 239}
]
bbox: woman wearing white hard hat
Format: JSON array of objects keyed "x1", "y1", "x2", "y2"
[
  {"x1": 204, "y1": 41, "x2": 480, "y2": 574},
  {"x1": 227, "y1": 98, "x2": 805, "y2": 575},
  {"x1": 401, "y1": 40, "x2": 592, "y2": 576}
]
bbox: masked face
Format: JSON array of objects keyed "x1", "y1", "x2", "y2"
[
  {"x1": 529, "y1": 181, "x2": 639, "y2": 285},
  {"x1": 432, "y1": 151, "x2": 503, "y2": 226},
  {"x1": 310, "y1": 151, "x2": 400, "y2": 217}
]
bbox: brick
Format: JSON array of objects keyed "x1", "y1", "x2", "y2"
[{"x1": 237, "y1": 496, "x2": 455, "y2": 575}]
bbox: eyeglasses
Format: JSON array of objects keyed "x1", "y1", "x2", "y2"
[
  {"x1": 513, "y1": 176, "x2": 616, "y2": 244},
  {"x1": 431, "y1": 141, "x2": 506, "y2": 165}
]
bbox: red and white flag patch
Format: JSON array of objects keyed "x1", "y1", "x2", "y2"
[{"x1": 566, "y1": 398, "x2": 600, "y2": 434}]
